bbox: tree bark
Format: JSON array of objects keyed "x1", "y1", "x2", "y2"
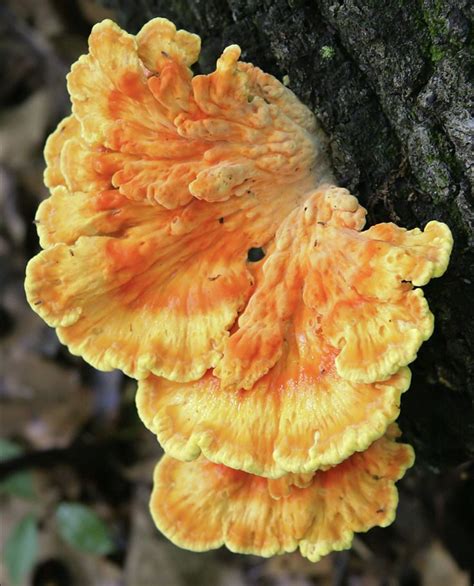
[{"x1": 102, "y1": 0, "x2": 474, "y2": 468}]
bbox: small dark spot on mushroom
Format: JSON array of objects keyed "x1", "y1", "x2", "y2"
[
  {"x1": 208, "y1": 274, "x2": 221, "y2": 281},
  {"x1": 247, "y1": 247, "x2": 265, "y2": 262},
  {"x1": 317, "y1": 221, "x2": 326, "y2": 226},
  {"x1": 314, "y1": 240, "x2": 318, "y2": 247},
  {"x1": 247, "y1": 95, "x2": 254, "y2": 103},
  {"x1": 304, "y1": 207, "x2": 307, "y2": 211},
  {"x1": 69, "y1": 249, "x2": 74, "y2": 257},
  {"x1": 129, "y1": 324, "x2": 133, "y2": 332},
  {"x1": 376, "y1": 508, "x2": 385, "y2": 514},
  {"x1": 161, "y1": 50, "x2": 169, "y2": 58},
  {"x1": 218, "y1": 217, "x2": 224, "y2": 224},
  {"x1": 34, "y1": 300, "x2": 43, "y2": 306},
  {"x1": 372, "y1": 474, "x2": 381, "y2": 480}
]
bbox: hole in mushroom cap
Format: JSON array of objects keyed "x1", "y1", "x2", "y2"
[{"x1": 247, "y1": 247, "x2": 265, "y2": 262}]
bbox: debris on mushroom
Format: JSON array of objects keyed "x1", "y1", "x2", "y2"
[{"x1": 150, "y1": 425, "x2": 414, "y2": 561}]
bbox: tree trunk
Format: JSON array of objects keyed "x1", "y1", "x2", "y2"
[{"x1": 103, "y1": 0, "x2": 473, "y2": 469}]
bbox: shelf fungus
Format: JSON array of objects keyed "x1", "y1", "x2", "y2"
[
  {"x1": 150, "y1": 425, "x2": 414, "y2": 560},
  {"x1": 25, "y1": 17, "x2": 452, "y2": 561}
]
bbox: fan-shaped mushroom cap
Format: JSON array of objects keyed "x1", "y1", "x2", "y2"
[
  {"x1": 25, "y1": 18, "x2": 331, "y2": 382},
  {"x1": 137, "y1": 186, "x2": 451, "y2": 477},
  {"x1": 150, "y1": 426, "x2": 414, "y2": 561}
]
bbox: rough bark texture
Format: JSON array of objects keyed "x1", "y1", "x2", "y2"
[{"x1": 102, "y1": 0, "x2": 473, "y2": 469}]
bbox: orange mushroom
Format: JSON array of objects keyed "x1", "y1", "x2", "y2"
[
  {"x1": 150, "y1": 425, "x2": 414, "y2": 561},
  {"x1": 26, "y1": 18, "x2": 332, "y2": 383},
  {"x1": 137, "y1": 186, "x2": 451, "y2": 476},
  {"x1": 25, "y1": 17, "x2": 452, "y2": 482}
]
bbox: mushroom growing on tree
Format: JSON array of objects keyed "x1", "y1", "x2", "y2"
[
  {"x1": 150, "y1": 425, "x2": 414, "y2": 560},
  {"x1": 25, "y1": 18, "x2": 452, "y2": 559}
]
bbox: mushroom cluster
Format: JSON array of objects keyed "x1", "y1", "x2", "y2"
[{"x1": 25, "y1": 18, "x2": 453, "y2": 560}]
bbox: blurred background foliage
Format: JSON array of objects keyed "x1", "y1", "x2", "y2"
[{"x1": 0, "y1": 1, "x2": 472, "y2": 585}]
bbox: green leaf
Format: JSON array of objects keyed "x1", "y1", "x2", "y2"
[
  {"x1": 3, "y1": 513, "x2": 38, "y2": 586},
  {"x1": 0, "y1": 472, "x2": 36, "y2": 499},
  {"x1": 0, "y1": 438, "x2": 23, "y2": 460},
  {"x1": 0, "y1": 438, "x2": 35, "y2": 500},
  {"x1": 56, "y1": 503, "x2": 114, "y2": 555}
]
